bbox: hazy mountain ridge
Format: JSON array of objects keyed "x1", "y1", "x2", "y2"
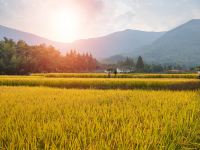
[
  {"x1": 0, "y1": 25, "x2": 164, "y2": 58},
  {"x1": 101, "y1": 55, "x2": 128, "y2": 64},
  {"x1": 132, "y1": 19, "x2": 200, "y2": 66},
  {"x1": 1, "y1": 19, "x2": 200, "y2": 66},
  {"x1": 69, "y1": 30, "x2": 165, "y2": 58},
  {"x1": 0, "y1": 25, "x2": 68, "y2": 52}
]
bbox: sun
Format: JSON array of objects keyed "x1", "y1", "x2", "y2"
[{"x1": 53, "y1": 9, "x2": 80, "y2": 42}]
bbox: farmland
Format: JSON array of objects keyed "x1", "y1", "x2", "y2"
[
  {"x1": 32, "y1": 73, "x2": 198, "y2": 79},
  {"x1": 0, "y1": 74, "x2": 200, "y2": 149},
  {"x1": 0, "y1": 76, "x2": 200, "y2": 90}
]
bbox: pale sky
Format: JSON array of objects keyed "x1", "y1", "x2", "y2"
[{"x1": 0, "y1": 0, "x2": 200, "y2": 42}]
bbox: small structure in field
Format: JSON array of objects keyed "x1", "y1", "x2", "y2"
[
  {"x1": 198, "y1": 71, "x2": 200, "y2": 79},
  {"x1": 105, "y1": 68, "x2": 113, "y2": 78},
  {"x1": 105, "y1": 68, "x2": 118, "y2": 78},
  {"x1": 117, "y1": 68, "x2": 134, "y2": 73},
  {"x1": 167, "y1": 69, "x2": 183, "y2": 73}
]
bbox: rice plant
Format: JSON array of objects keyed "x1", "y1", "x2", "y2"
[
  {"x1": 0, "y1": 87, "x2": 199, "y2": 149},
  {"x1": 0, "y1": 76, "x2": 200, "y2": 90},
  {"x1": 32, "y1": 73, "x2": 198, "y2": 79}
]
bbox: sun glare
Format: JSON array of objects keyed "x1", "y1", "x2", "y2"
[{"x1": 53, "y1": 9, "x2": 80, "y2": 42}]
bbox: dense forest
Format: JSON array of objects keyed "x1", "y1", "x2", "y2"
[{"x1": 0, "y1": 38, "x2": 98, "y2": 75}]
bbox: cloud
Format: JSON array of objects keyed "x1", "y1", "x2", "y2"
[
  {"x1": 0, "y1": 0, "x2": 200, "y2": 41},
  {"x1": 76, "y1": 0, "x2": 104, "y2": 16}
]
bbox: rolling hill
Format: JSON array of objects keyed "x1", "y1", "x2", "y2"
[
  {"x1": 68, "y1": 30, "x2": 164, "y2": 58},
  {"x1": 1, "y1": 19, "x2": 200, "y2": 66},
  {"x1": 0, "y1": 25, "x2": 67, "y2": 52},
  {"x1": 133, "y1": 19, "x2": 200, "y2": 66},
  {"x1": 0, "y1": 25, "x2": 164, "y2": 58}
]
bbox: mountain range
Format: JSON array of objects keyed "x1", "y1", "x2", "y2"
[
  {"x1": 0, "y1": 25, "x2": 164, "y2": 58},
  {"x1": 0, "y1": 19, "x2": 200, "y2": 66},
  {"x1": 132, "y1": 19, "x2": 200, "y2": 66},
  {"x1": 0, "y1": 25, "x2": 68, "y2": 52}
]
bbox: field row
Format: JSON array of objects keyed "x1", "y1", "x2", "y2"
[
  {"x1": 0, "y1": 77, "x2": 200, "y2": 90},
  {"x1": 0, "y1": 87, "x2": 199, "y2": 149},
  {"x1": 32, "y1": 73, "x2": 198, "y2": 79}
]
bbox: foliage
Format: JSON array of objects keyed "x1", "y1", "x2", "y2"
[
  {"x1": 109, "y1": 56, "x2": 191, "y2": 73},
  {"x1": 0, "y1": 38, "x2": 98, "y2": 75},
  {"x1": 117, "y1": 57, "x2": 135, "y2": 69},
  {"x1": 136, "y1": 56, "x2": 144, "y2": 71}
]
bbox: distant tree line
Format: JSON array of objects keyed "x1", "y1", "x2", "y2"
[
  {"x1": 0, "y1": 38, "x2": 98, "y2": 75},
  {"x1": 113, "y1": 56, "x2": 188, "y2": 73},
  {"x1": 0, "y1": 38, "x2": 195, "y2": 75}
]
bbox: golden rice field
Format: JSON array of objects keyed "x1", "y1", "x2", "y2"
[
  {"x1": 0, "y1": 86, "x2": 200, "y2": 149},
  {"x1": 32, "y1": 73, "x2": 198, "y2": 79},
  {"x1": 0, "y1": 74, "x2": 200, "y2": 149},
  {"x1": 0, "y1": 76, "x2": 200, "y2": 90}
]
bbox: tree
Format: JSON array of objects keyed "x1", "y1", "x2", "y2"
[
  {"x1": 0, "y1": 38, "x2": 98, "y2": 74},
  {"x1": 117, "y1": 57, "x2": 135, "y2": 69},
  {"x1": 64, "y1": 50, "x2": 97, "y2": 72},
  {"x1": 136, "y1": 56, "x2": 144, "y2": 70},
  {"x1": 151, "y1": 64, "x2": 164, "y2": 73}
]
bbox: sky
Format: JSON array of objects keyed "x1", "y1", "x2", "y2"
[{"x1": 0, "y1": 0, "x2": 200, "y2": 42}]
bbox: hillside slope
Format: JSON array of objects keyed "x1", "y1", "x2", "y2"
[
  {"x1": 0, "y1": 25, "x2": 67, "y2": 52},
  {"x1": 69, "y1": 30, "x2": 164, "y2": 58},
  {"x1": 135, "y1": 19, "x2": 200, "y2": 66},
  {"x1": 0, "y1": 25, "x2": 164, "y2": 58}
]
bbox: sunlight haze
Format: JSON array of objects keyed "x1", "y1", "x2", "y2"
[{"x1": 0, "y1": 0, "x2": 200, "y2": 42}]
